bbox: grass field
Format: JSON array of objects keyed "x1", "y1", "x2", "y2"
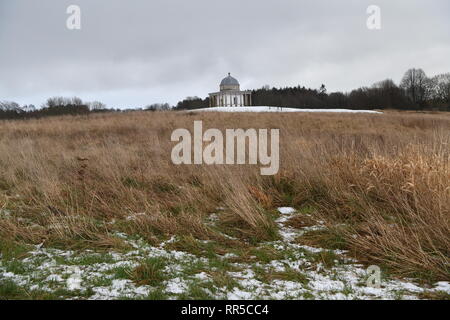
[{"x1": 0, "y1": 110, "x2": 449, "y2": 300}]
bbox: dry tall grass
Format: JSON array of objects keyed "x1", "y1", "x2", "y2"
[{"x1": 0, "y1": 111, "x2": 448, "y2": 281}]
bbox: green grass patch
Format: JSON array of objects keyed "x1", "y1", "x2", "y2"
[
  {"x1": 209, "y1": 271, "x2": 241, "y2": 290},
  {"x1": 0, "y1": 279, "x2": 26, "y2": 299},
  {"x1": 54, "y1": 252, "x2": 116, "y2": 266},
  {"x1": 177, "y1": 281, "x2": 215, "y2": 300},
  {"x1": 109, "y1": 265, "x2": 133, "y2": 280},
  {"x1": 166, "y1": 235, "x2": 234, "y2": 259},
  {"x1": 418, "y1": 290, "x2": 450, "y2": 300},
  {"x1": 73, "y1": 253, "x2": 115, "y2": 265},
  {"x1": 252, "y1": 265, "x2": 309, "y2": 286},
  {"x1": 249, "y1": 245, "x2": 285, "y2": 264},
  {"x1": 182, "y1": 259, "x2": 209, "y2": 276},
  {"x1": 90, "y1": 276, "x2": 114, "y2": 287},
  {"x1": 3, "y1": 259, "x2": 29, "y2": 274},
  {"x1": 271, "y1": 267, "x2": 310, "y2": 285},
  {"x1": 302, "y1": 249, "x2": 341, "y2": 268},
  {"x1": 131, "y1": 257, "x2": 167, "y2": 286},
  {"x1": 298, "y1": 205, "x2": 317, "y2": 215},
  {"x1": 145, "y1": 288, "x2": 169, "y2": 300},
  {"x1": 296, "y1": 229, "x2": 348, "y2": 251},
  {"x1": 0, "y1": 240, "x2": 31, "y2": 261}
]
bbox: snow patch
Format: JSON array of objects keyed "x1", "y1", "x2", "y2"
[
  {"x1": 1, "y1": 211, "x2": 447, "y2": 300},
  {"x1": 277, "y1": 207, "x2": 297, "y2": 215},
  {"x1": 189, "y1": 106, "x2": 382, "y2": 114}
]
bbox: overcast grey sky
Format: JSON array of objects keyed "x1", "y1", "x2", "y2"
[{"x1": 0, "y1": 0, "x2": 449, "y2": 108}]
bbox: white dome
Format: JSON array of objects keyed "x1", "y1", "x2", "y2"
[
  {"x1": 220, "y1": 73, "x2": 240, "y2": 91},
  {"x1": 220, "y1": 73, "x2": 239, "y2": 86}
]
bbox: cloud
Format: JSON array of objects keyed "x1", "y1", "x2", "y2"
[{"x1": 0, "y1": 0, "x2": 449, "y2": 107}]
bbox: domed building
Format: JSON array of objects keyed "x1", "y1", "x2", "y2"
[{"x1": 209, "y1": 73, "x2": 252, "y2": 107}]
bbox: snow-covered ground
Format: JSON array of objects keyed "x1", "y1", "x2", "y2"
[
  {"x1": 1, "y1": 207, "x2": 448, "y2": 300},
  {"x1": 189, "y1": 106, "x2": 382, "y2": 114}
]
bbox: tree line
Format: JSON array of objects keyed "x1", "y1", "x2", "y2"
[
  {"x1": 0, "y1": 97, "x2": 173, "y2": 120},
  {"x1": 175, "y1": 68, "x2": 450, "y2": 111},
  {"x1": 1, "y1": 68, "x2": 449, "y2": 120},
  {"x1": 0, "y1": 97, "x2": 108, "y2": 120}
]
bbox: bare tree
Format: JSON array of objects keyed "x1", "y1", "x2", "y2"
[
  {"x1": 429, "y1": 73, "x2": 450, "y2": 103},
  {"x1": 0, "y1": 101, "x2": 21, "y2": 111},
  {"x1": 319, "y1": 84, "x2": 327, "y2": 95},
  {"x1": 370, "y1": 79, "x2": 413, "y2": 109},
  {"x1": 44, "y1": 96, "x2": 85, "y2": 108},
  {"x1": 373, "y1": 79, "x2": 397, "y2": 90},
  {"x1": 145, "y1": 103, "x2": 171, "y2": 111},
  {"x1": 400, "y1": 68, "x2": 429, "y2": 106},
  {"x1": 22, "y1": 104, "x2": 36, "y2": 112},
  {"x1": 88, "y1": 101, "x2": 107, "y2": 111}
]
